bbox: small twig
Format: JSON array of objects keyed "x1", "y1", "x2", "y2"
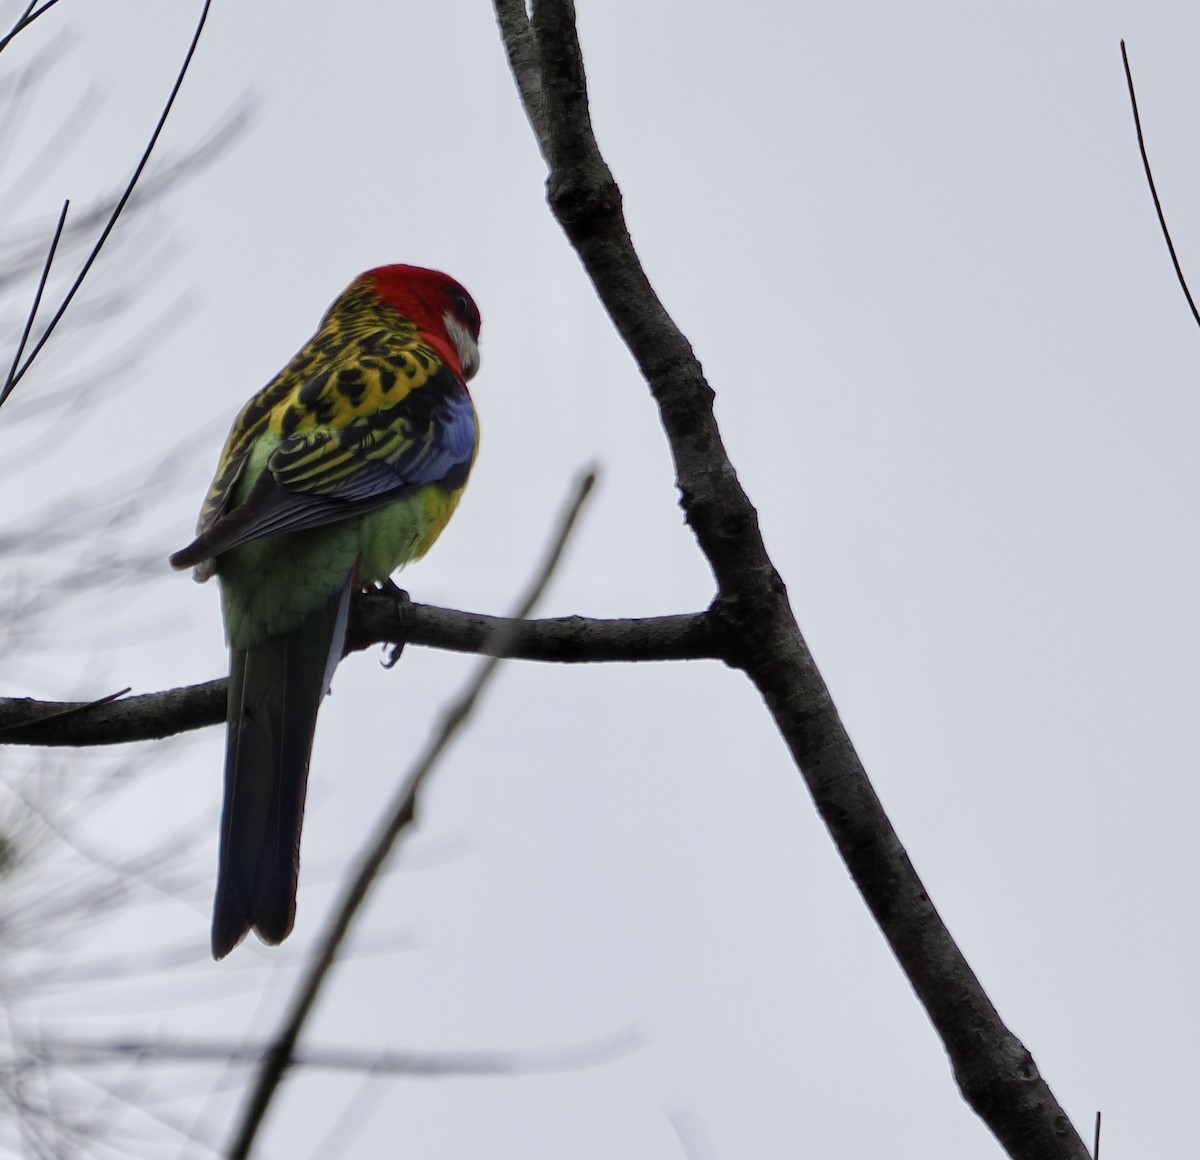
[
  {"x1": 1, "y1": 0, "x2": 211, "y2": 399},
  {"x1": 1093, "y1": 1110, "x2": 1101, "y2": 1159},
  {"x1": 666, "y1": 1105, "x2": 718, "y2": 1160},
  {"x1": 14, "y1": 1028, "x2": 638, "y2": 1076},
  {"x1": 1120, "y1": 39, "x2": 1200, "y2": 331},
  {"x1": 0, "y1": 102, "x2": 249, "y2": 297},
  {"x1": 225, "y1": 467, "x2": 598, "y2": 1160},
  {"x1": 0, "y1": 680, "x2": 226, "y2": 747},
  {"x1": 0, "y1": 197, "x2": 67, "y2": 407},
  {"x1": 0, "y1": 685, "x2": 130, "y2": 737},
  {"x1": 2, "y1": 1, "x2": 39, "y2": 44},
  {"x1": 0, "y1": 0, "x2": 61, "y2": 55}
]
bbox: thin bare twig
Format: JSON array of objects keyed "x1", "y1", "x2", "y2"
[
  {"x1": 666, "y1": 1105, "x2": 718, "y2": 1160},
  {"x1": 0, "y1": 197, "x2": 65, "y2": 405},
  {"x1": 0, "y1": 0, "x2": 211, "y2": 403},
  {"x1": 1, "y1": 1, "x2": 39, "y2": 44},
  {"x1": 16, "y1": 1027, "x2": 638, "y2": 1076},
  {"x1": 1120, "y1": 40, "x2": 1200, "y2": 331},
  {"x1": 0, "y1": 102, "x2": 250, "y2": 295},
  {"x1": 224, "y1": 467, "x2": 598, "y2": 1160},
  {"x1": 0, "y1": 687, "x2": 130, "y2": 738},
  {"x1": 0, "y1": 0, "x2": 62, "y2": 56}
]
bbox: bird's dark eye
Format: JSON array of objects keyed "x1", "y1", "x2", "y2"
[{"x1": 449, "y1": 288, "x2": 479, "y2": 332}]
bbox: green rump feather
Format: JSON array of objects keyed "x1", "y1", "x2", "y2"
[{"x1": 211, "y1": 486, "x2": 466, "y2": 958}]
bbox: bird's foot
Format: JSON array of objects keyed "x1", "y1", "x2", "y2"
[
  {"x1": 377, "y1": 580, "x2": 411, "y2": 669},
  {"x1": 372, "y1": 577, "x2": 409, "y2": 602}
]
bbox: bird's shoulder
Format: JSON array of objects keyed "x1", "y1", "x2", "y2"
[
  {"x1": 198, "y1": 293, "x2": 471, "y2": 528},
  {"x1": 235, "y1": 303, "x2": 455, "y2": 454}
]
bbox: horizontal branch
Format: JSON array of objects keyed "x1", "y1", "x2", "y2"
[
  {"x1": 0, "y1": 593, "x2": 719, "y2": 747},
  {"x1": 0, "y1": 679, "x2": 226, "y2": 747},
  {"x1": 346, "y1": 589, "x2": 715, "y2": 663},
  {"x1": 12, "y1": 1027, "x2": 639, "y2": 1077}
]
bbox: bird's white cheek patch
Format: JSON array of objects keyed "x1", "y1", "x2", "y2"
[{"x1": 444, "y1": 311, "x2": 480, "y2": 380}]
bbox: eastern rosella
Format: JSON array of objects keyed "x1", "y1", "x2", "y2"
[{"x1": 170, "y1": 265, "x2": 481, "y2": 959}]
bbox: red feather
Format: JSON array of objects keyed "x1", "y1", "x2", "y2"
[{"x1": 363, "y1": 264, "x2": 480, "y2": 380}]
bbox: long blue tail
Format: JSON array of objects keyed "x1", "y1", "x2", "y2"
[{"x1": 211, "y1": 579, "x2": 351, "y2": 959}]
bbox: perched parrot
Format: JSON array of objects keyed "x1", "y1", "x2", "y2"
[{"x1": 170, "y1": 264, "x2": 481, "y2": 959}]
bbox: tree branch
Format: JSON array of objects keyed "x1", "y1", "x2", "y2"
[
  {"x1": 0, "y1": 0, "x2": 212, "y2": 407},
  {"x1": 2, "y1": 197, "x2": 66, "y2": 395},
  {"x1": 0, "y1": 601, "x2": 718, "y2": 747},
  {"x1": 15, "y1": 1028, "x2": 639, "y2": 1078},
  {"x1": 0, "y1": 0, "x2": 63, "y2": 56},
  {"x1": 348, "y1": 591, "x2": 717, "y2": 664},
  {"x1": 493, "y1": 4, "x2": 1089, "y2": 1158},
  {"x1": 1120, "y1": 40, "x2": 1200, "y2": 331},
  {"x1": 494, "y1": 0, "x2": 549, "y2": 161},
  {"x1": 0, "y1": 680, "x2": 226, "y2": 747}
]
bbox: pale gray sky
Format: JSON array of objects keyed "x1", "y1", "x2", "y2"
[{"x1": 2, "y1": 1, "x2": 1198, "y2": 1156}]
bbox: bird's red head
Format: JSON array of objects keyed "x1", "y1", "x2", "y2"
[{"x1": 360, "y1": 264, "x2": 481, "y2": 382}]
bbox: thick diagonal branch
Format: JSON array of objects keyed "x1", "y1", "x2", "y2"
[{"x1": 493, "y1": 3, "x2": 1088, "y2": 1157}]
